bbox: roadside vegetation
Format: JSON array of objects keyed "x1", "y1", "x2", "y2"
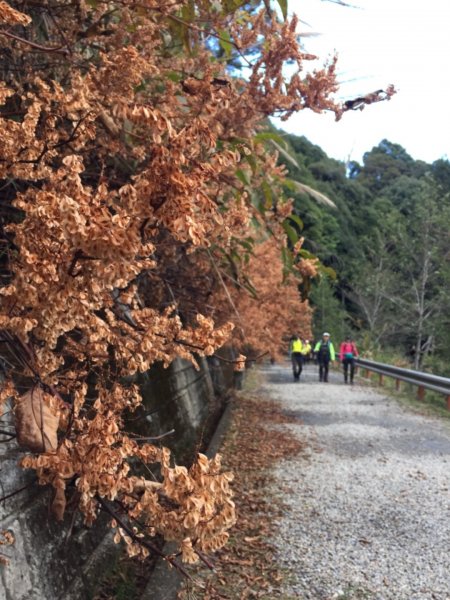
[{"x1": 278, "y1": 134, "x2": 450, "y2": 376}]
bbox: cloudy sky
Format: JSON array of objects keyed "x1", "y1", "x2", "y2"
[{"x1": 273, "y1": 0, "x2": 450, "y2": 165}]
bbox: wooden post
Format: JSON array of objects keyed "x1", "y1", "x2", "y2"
[
  {"x1": 417, "y1": 386, "x2": 425, "y2": 401},
  {"x1": 447, "y1": 396, "x2": 450, "y2": 411},
  {"x1": 379, "y1": 373, "x2": 384, "y2": 386},
  {"x1": 395, "y1": 379, "x2": 401, "y2": 391}
]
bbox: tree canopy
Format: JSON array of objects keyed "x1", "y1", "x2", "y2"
[{"x1": 278, "y1": 132, "x2": 450, "y2": 373}]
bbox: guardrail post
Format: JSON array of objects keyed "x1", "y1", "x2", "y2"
[
  {"x1": 379, "y1": 373, "x2": 384, "y2": 386},
  {"x1": 447, "y1": 396, "x2": 450, "y2": 411},
  {"x1": 417, "y1": 386, "x2": 425, "y2": 401},
  {"x1": 395, "y1": 379, "x2": 401, "y2": 391}
]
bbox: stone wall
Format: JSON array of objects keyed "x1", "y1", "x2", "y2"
[{"x1": 0, "y1": 355, "x2": 235, "y2": 600}]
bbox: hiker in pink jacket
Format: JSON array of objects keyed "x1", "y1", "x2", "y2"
[{"x1": 339, "y1": 336, "x2": 359, "y2": 384}]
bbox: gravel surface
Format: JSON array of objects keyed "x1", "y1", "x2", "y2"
[{"x1": 262, "y1": 362, "x2": 450, "y2": 600}]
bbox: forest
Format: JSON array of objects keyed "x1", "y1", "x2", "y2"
[{"x1": 278, "y1": 132, "x2": 450, "y2": 375}]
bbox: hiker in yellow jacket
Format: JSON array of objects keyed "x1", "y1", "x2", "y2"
[
  {"x1": 314, "y1": 332, "x2": 336, "y2": 382},
  {"x1": 289, "y1": 334, "x2": 303, "y2": 381},
  {"x1": 301, "y1": 339, "x2": 312, "y2": 364}
]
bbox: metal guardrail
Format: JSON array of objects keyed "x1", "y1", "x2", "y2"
[{"x1": 355, "y1": 358, "x2": 450, "y2": 409}]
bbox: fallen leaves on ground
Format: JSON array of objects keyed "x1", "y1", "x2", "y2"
[{"x1": 179, "y1": 384, "x2": 305, "y2": 599}]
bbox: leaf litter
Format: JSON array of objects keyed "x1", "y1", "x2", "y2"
[{"x1": 179, "y1": 388, "x2": 305, "y2": 599}]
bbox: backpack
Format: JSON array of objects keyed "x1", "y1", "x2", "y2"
[
  {"x1": 318, "y1": 340, "x2": 331, "y2": 359},
  {"x1": 342, "y1": 342, "x2": 356, "y2": 358}
]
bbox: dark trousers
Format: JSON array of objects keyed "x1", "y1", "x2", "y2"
[
  {"x1": 292, "y1": 353, "x2": 303, "y2": 380},
  {"x1": 318, "y1": 359, "x2": 330, "y2": 382},
  {"x1": 342, "y1": 357, "x2": 355, "y2": 383}
]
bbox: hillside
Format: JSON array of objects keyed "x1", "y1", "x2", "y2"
[{"x1": 278, "y1": 132, "x2": 450, "y2": 374}]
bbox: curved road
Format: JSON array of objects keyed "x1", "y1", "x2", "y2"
[{"x1": 262, "y1": 362, "x2": 450, "y2": 600}]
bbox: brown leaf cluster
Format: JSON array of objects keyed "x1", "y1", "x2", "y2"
[
  {"x1": 210, "y1": 236, "x2": 313, "y2": 360},
  {"x1": 0, "y1": 0, "x2": 31, "y2": 25},
  {"x1": 0, "y1": 529, "x2": 15, "y2": 566},
  {"x1": 0, "y1": 0, "x2": 344, "y2": 564}
]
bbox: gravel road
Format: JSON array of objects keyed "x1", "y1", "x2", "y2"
[{"x1": 261, "y1": 362, "x2": 450, "y2": 600}]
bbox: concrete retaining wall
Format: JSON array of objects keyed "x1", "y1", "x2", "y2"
[{"x1": 0, "y1": 355, "x2": 235, "y2": 600}]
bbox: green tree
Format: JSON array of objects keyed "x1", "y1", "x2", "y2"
[
  {"x1": 357, "y1": 140, "x2": 426, "y2": 192},
  {"x1": 389, "y1": 179, "x2": 450, "y2": 368},
  {"x1": 274, "y1": 132, "x2": 450, "y2": 371},
  {"x1": 309, "y1": 276, "x2": 350, "y2": 344}
]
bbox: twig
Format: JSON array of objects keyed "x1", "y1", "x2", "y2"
[
  {"x1": 206, "y1": 249, "x2": 244, "y2": 330},
  {"x1": 130, "y1": 429, "x2": 175, "y2": 442},
  {"x1": 195, "y1": 548, "x2": 215, "y2": 570},
  {"x1": 68, "y1": 249, "x2": 96, "y2": 277},
  {"x1": 0, "y1": 30, "x2": 68, "y2": 54},
  {"x1": 0, "y1": 481, "x2": 35, "y2": 504},
  {"x1": 52, "y1": 117, "x2": 88, "y2": 149},
  {"x1": 97, "y1": 496, "x2": 192, "y2": 578}
]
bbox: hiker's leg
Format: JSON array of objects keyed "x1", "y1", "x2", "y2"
[
  {"x1": 343, "y1": 359, "x2": 348, "y2": 383},
  {"x1": 292, "y1": 354, "x2": 297, "y2": 378},
  {"x1": 324, "y1": 361, "x2": 329, "y2": 382},
  {"x1": 350, "y1": 359, "x2": 355, "y2": 383}
]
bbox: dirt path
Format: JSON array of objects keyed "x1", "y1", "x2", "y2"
[{"x1": 264, "y1": 362, "x2": 450, "y2": 600}]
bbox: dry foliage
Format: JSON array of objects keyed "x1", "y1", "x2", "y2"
[
  {"x1": 0, "y1": 0, "x2": 393, "y2": 568},
  {"x1": 179, "y1": 388, "x2": 305, "y2": 598},
  {"x1": 224, "y1": 236, "x2": 315, "y2": 359},
  {"x1": 0, "y1": 530, "x2": 15, "y2": 566},
  {"x1": 14, "y1": 386, "x2": 61, "y2": 453}
]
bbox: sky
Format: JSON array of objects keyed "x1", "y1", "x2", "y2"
[{"x1": 273, "y1": 0, "x2": 450, "y2": 166}]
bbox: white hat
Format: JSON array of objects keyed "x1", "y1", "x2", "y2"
[{"x1": 323, "y1": 332, "x2": 330, "y2": 337}]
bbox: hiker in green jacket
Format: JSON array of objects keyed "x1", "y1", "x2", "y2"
[{"x1": 314, "y1": 332, "x2": 335, "y2": 383}]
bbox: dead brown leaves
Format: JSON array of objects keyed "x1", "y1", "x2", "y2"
[
  {"x1": 0, "y1": 0, "x2": 345, "y2": 563},
  {"x1": 20, "y1": 382, "x2": 236, "y2": 561},
  {"x1": 14, "y1": 386, "x2": 60, "y2": 453},
  {"x1": 0, "y1": 529, "x2": 15, "y2": 566},
  {"x1": 179, "y1": 389, "x2": 304, "y2": 599},
  {"x1": 212, "y1": 237, "x2": 313, "y2": 360},
  {"x1": 0, "y1": 0, "x2": 31, "y2": 25},
  {"x1": 338, "y1": 85, "x2": 397, "y2": 119}
]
